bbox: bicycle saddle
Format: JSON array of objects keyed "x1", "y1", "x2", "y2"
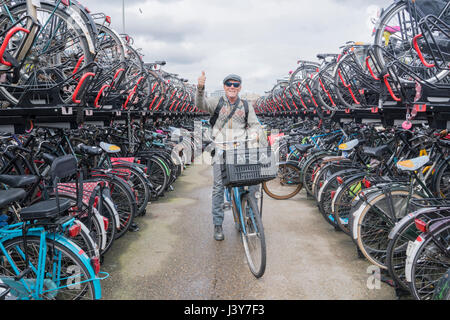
[
  {"x1": 297, "y1": 129, "x2": 315, "y2": 136},
  {"x1": 77, "y1": 143, "x2": 102, "y2": 156},
  {"x1": 294, "y1": 144, "x2": 314, "y2": 153},
  {"x1": 100, "y1": 142, "x2": 121, "y2": 154},
  {"x1": 316, "y1": 53, "x2": 338, "y2": 60},
  {"x1": 41, "y1": 153, "x2": 56, "y2": 166},
  {"x1": 323, "y1": 135, "x2": 340, "y2": 144},
  {"x1": 0, "y1": 189, "x2": 26, "y2": 208},
  {"x1": 338, "y1": 139, "x2": 359, "y2": 151},
  {"x1": 397, "y1": 155, "x2": 430, "y2": 172},
  {"x1": 362, "y1": 145, "x2": 390, "y2": 159},
  {"x1": 0, "y1": 175, "x2": 39, "y2": 188},
  {"x1": 20, "y1": 198, "x2": 72, "y2": 221}
]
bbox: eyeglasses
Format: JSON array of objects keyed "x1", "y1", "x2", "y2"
[{"x1": 225, "y1": 81, "x2": 241, "y2": 88}]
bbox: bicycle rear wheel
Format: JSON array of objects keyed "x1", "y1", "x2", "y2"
[
  {"x1": 0, "y1": 236, "x2": 97, "y2": 300},
  {"x1": 240, "y1": 193, "x2": 266, "y2": 278},
  {"x1": 408, "y1": 223, "x2": 450, "y2": 300}
]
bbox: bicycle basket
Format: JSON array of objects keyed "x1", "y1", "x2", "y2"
[
  {"x1": 412, "y1": 0, "x2": 450, "y2": 25},
  {"x1": 220, "y1": 147, "x2": 277, "y2": 187}
]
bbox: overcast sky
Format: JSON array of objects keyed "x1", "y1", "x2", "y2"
[{"x1": 80, "y1": 0, "x2": 392, "y2": 95}]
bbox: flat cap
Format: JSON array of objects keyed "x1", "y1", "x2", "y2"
[{"x1": 223, "y1": 74, "x2": 242, "y2": 84}]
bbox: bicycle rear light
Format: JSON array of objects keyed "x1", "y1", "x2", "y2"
[
  {"x1": 91, "y1": 257, "x2": 101, "y2": 275},
  {"x1": 68, "y1": 223, "x2": 81, "y2": 238},
  {"x1": 414, "y1": 219, "x2": 428, "y2": 233},
  {"x1": 102, "y1": 217, "x2": 109, "y2": 231},
  {"x1": 362, "y1": 178, "x2": 371, "y2": 188}
]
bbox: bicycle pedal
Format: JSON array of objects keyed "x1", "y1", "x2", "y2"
[
  {"x1": 222, "y1": 202, "x2": 231, "y2": 210},
  {"x1": 14, "y1": 267, "x2": 32, "y2": 281}
]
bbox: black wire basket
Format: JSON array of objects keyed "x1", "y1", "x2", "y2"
[{"x1": 220, "y1": 147, "x2": 277, "y2": 187}]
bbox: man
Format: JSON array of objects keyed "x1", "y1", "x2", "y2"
[{"x1": 196, "y1": 71, "x2": 267, "y2": 241}]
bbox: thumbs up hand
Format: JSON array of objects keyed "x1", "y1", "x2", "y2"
[{"x1": 198, "y1": 71, "x2": 206, "y2": 89}]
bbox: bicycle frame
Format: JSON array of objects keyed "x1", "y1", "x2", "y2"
[{"x1": 225, "y1": 186, "x2": 260, "y2": 237}]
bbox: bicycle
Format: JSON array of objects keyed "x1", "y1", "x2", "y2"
[{"x1": 215, "y1": 139, "x2": 276, "y2": 278}]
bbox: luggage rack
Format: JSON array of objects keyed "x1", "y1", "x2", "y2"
[
  {"x1": 257, "y1": 100, "x2": 450, "y2": 129},
  {"x1": 0, "y1": 105, "x2": 207, "y2": 134}
]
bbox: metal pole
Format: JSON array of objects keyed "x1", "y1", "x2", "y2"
[{"x1": 122, "y1": 0, "x2": 125, "y2": 33}]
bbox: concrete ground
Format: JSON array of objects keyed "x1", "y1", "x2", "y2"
[{"x1": 100, "y1": 160, "x2": 396, "y2": 300}]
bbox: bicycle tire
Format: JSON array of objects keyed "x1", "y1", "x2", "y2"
[
  {"x1": 408, "y1": 223, "x2": 450, "y2": 300},
  {"x1": 385, "y1": 208, "x2": 448, "y2": 292},
  {"x1": 262, "y1": 163, "x2": 302, "y2": 200},
  {"x1": 112, "y1": 165, "x2": 150, "y2": 216},
  {"x1": 240, "y1": 193, "x2": 266, "y2": 278},
  {"x1": 356, "y1": 189, "x2": 422, "y2": 269},
  {"x1": 0, "y1": 2, "x2": 94, "y2": 105},
  {"x1": 0, "y1": 236, "x2": 96, "y2": 300}
]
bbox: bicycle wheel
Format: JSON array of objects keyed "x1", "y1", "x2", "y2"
[
  {"x1": 145, "y1": 156, "x2": 169, "y2": 198},
  {"x1": 433, "y1": 268, "x2": 450, "y2": 300},
  {"x1": 95, "y1": 197, "x2": 117, "y2": 255},
  {"x1": 0, "y1": 2, "x2": 94, "y2": 106},
  {"x1": 408, "y1": 223, "x2": 450, "y2": 300},
  {"x1": 112, "y1": 165, "x2": 150, "y2": 216},
  {"x1": 356, "y1": 189, "x2": 422, "y2": 269},
  {"x1": 108, "y1": 177, "x2": 136, "y2": 239},
  {"x1": 434, "y1": 161, "x2": 450, "y2": 199},
  {"x1": 302, "y1": 156, "x2": 324, "y2": 196},
  {"x1": 332, "y1": 174, "x2": 366, "y2": 235},
  {"x1": 317, "y1": 173, "x2": 343, "y2": 227},
  {"x1": 373, "y1": 1, "x2": 450, "y2": 85},
  {"x1": 386, "y1": 209, "x2": 448, "y2": 291},
  {"x1": 65, "y1": 219, "x2": 99, "y2": 259},
  {"x1": 0, "y1": 236, "x2": 96, "y2": 300},
  {"x1": 262, "y1": 163, "x2": 302, "y2": 200},
  {"x1": 240, "y1": 193, "x2": 266, "y2": 278},
  {"x1": 51, "y1": 195, "x2": 104, "y2": 258}
]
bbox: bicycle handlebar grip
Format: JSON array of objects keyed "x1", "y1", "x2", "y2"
[{"x1": 0, "y1": 27, "x2": 30, "y2": 67}]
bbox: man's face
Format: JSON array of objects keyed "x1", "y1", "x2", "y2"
[{"x1": 223, "y1": 80, "x2": 241, "y2": 100}]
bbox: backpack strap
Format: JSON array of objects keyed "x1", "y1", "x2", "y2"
[
  {"x1": 243, "y1": 99, "x2": 249, "y2": 129},
  {"x1": 209, "y1": 96, "x2": 224, "y2": 127}
]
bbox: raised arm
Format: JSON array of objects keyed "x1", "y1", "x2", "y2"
[{"x1": 195, "y1": 71, "x2": 219, "y2": 114}]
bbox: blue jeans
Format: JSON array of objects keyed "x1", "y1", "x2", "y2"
[
  {"x1": 211, "y1": 161, "x2": 259, "y2": 226},
  {"x1": 212, "y1": 163, "x2": 225, "y2": 226}
]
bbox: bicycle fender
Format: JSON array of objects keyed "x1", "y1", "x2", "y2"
[{"x1": 27, "y1": 230, "x2": 103, "y2": 299}]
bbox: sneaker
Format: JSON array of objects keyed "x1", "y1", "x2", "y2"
[
  {"x1": 214, "y1": 225, "x2": 224, "y2": 241},
  {"x1": 128, "y1": 222, "x2": 140, "y2": 232}
]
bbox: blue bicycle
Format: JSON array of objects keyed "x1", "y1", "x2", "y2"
[
  {"x1": 0, "y1": 210, "x2": 104, "y2": 300},
  {"x1": 0, "y1": 155, "x2": 108, "y2": 300},
  {"x1": 218, "y1": 141, "x2": 276, "y2": 278},
  {"x1": 225, "y1": 185, "x2": 266, "y2": 278}
]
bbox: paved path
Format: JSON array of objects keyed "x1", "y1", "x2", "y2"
[{"x1": 101, "y1": 161, "x2": 396, "y2": 300}]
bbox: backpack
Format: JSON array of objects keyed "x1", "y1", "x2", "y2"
[
  {"x1": 208, "y1": 97, "x2": 249, "y2": 158},
  {"x1": 209, "y1": 97, "x2": 249, "y2": 129}
]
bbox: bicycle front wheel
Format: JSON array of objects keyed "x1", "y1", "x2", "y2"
[{"x1": 240, "y1": 193, "x2": 266, "y2": 278}]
